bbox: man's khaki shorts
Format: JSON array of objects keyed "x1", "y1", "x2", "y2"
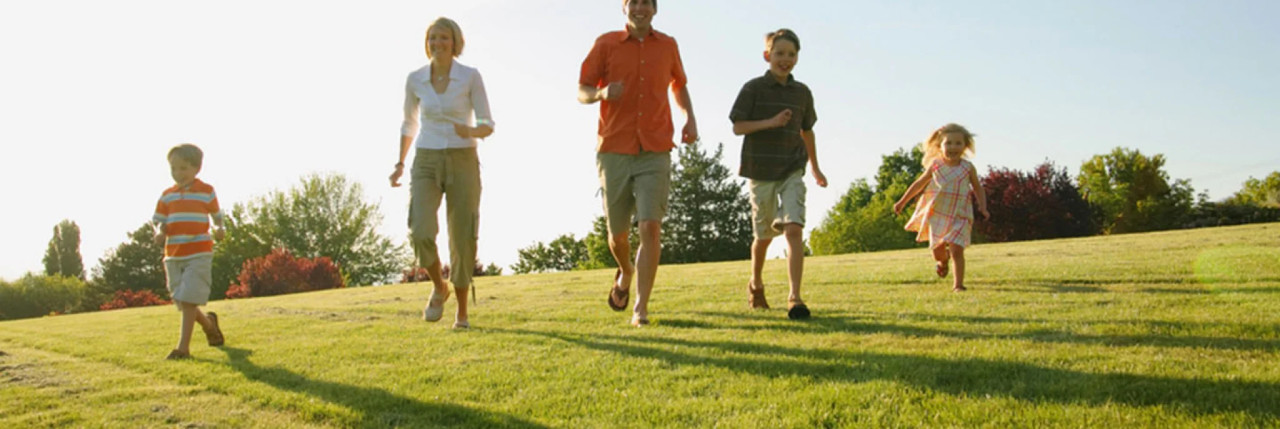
[
  {"x1": 748, "y1": 169, "x2": 806, "y2": 239},
  {"x1": 596, "y1": 151, "x2": 671, "y2": 235}
]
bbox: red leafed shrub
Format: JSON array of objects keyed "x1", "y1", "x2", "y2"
[
  {"x1": 226, "y1": 248, "x2": 345, "y2": 299},
  {"x1": 977, "y1": 162, "x2": 1094, "y2": 243},
  {"x1": 99, "y1": 289, "x2": 171, "y2": 310},
  {"x1": 401, "y1": 267, "x2": 430, "y2": 283}
]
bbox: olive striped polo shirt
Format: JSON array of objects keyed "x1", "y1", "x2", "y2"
[{"x1": 729, "y1": 71, "x2": 818, "y2": 181}]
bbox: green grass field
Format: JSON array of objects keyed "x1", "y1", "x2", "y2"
[{"x1": 3, "y1": 223, "x2": 1279, "y2": 428}]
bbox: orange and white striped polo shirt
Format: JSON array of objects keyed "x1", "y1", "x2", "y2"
[{"x1": 153, "y1": 178, "x2": 223, "y2": 260}]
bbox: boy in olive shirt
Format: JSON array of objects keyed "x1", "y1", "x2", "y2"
[{"x1": 729, "y1": 28, "x2": 827, "y2": 320}]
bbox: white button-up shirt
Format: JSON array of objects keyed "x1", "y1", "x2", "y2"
[{"x1": 401, "y1": 61, "x2": 495, "y2": 149}]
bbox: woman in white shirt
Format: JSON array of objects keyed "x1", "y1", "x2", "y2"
[{"x1": 389, "y1": 17, "x2": 493, "y2": 329}]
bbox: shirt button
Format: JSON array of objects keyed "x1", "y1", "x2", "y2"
[
  {"x1": 640, "y1": 60, "x2": 645, "y2": 64},
  {"x1": 638, "y1": 112, "x2": 643, "y2": 116}
]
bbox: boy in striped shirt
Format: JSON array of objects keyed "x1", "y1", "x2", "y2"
[{"x1": 153, "y1": 143, "x2": 226, "y2": 360}]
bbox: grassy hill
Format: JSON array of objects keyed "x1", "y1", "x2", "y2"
[{"x1": 2, "y1": 223, "x2": 1278, "y2": 428}]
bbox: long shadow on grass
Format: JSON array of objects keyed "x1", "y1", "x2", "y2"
[
  {"x1": 219, "y1": 347, "x2": 546, "y2": 429},
  {"x1": 494, "y1": 328, "x2": 1280, "y2": 421},
  {"x1": 672, "y1": 311, "x2": 1280, "y2": 352}
]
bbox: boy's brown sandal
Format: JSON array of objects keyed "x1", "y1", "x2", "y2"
[
  {"x1": 204, "y1": 312, "x2": 224, "y2": 347},
  {"x1": 748, "y1": 284, "x2": 770, "y2": 309}
]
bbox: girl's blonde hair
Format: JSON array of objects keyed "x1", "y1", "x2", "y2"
[
  {"x1": 921, "y1": 123, "x2": 976, "y2": 166},
  {"x1": 425, "y1": 17, "x2": 464, "y2": 59}
]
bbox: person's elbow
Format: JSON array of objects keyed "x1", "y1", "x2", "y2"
[
  {"x1": 577, "y1": 85, "x2": 597, "y2": 104},
  {"x1": 731, "y1": 122, "x2": 748, "y2": 136}
]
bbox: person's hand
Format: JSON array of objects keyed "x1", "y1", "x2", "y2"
[
  {"x1": 212, "y1": 227, "x2": 226, "y2": 241},
  {"x1": 600, "y1": 81, "x2": 624, "y2": 101},
  {"x1": 453, "y1": 123, "x2": 472, "y2": 138},
  {"x1": 813, "y1": 168, "x2": 828, "y2": 188},
  {"x1": 893, "y1": 200, "x2": 906, "y2": 215},
  {"x1": 153, "y1": 230, "x2": 166, "y2": 246},
  {"x1": 390, "y1": 164, "x2": 405, "y2": 188},
  {"x1": 771, "y1": 109, "x2": 793, "y2": 128},
  {"x1": 979, "y1": 207, "x2": 990, "y2": 220},
  {"x1": 681, "y1": 118, "x2": 699, "y2": 144}
]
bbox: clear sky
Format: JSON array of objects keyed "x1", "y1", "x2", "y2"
[{"x1": 2, "y1": 0, "x2": 1277, "y2": 282}]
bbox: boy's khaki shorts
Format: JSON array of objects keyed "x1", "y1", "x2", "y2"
[
  {"x1": 596, "y1": 151, "x2": 671, "y2": 235},
  {"x1": 165, "y1": 253, "x2": 213, "y2": 308},
  {"x1": 748, "y1": 169, "x2": 807, "y2": 239}
]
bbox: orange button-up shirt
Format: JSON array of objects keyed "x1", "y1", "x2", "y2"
[{"x1": 580, "y1": 27, "x2": 688, "y2": 155}]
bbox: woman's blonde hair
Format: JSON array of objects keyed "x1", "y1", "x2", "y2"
[
  {"x1": 921, "y1": 123, "x2": 975, "y2": 167},
  {"x1": 425, "y1": 17, "x2": 464, "y2": 59}
]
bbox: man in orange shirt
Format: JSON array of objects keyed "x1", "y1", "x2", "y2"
[{"x1": 578, "y1": 0, "x2": 698, "y2": 327}]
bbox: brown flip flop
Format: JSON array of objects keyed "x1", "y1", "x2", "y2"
[
  {"x1": 608, "y1": 269, "x2": 629, "y2": 311},
  {"x1": 204, "y1": 312, "x2": 224, "y2": 347}
]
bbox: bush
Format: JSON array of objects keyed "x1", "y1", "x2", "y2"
[
  {"x1": 225, "y1": 248, "x2": 345, "y2": 299},
  {"x1": 978, "y1": 162, "x2": 1093, "y2": 242},
  {"x1": 1183, "y1": 202, "x2": 1280, "y2": 229},
  {"x1": 810, "y1": 180, "x2": 920, "y2": 255},
  {"x1": 400, "y1": 262, "x2": 503, "y2": 283},
  {"x1": 0, "y1": 274, "x2": 90, "y2": 320},
  {"x1": 99, "y1": 289, "x2": 172, "y2": 311}
]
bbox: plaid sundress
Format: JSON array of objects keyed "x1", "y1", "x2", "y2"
[{"x1": 905, "y1": 159, "x2": 975, "y2": 248}]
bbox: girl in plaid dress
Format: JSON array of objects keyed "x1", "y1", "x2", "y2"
[{"x1": 893, "y1": 124, "x2": 990, "y2": 291}]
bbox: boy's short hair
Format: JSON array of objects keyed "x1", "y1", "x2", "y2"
[
  {"x1": 168, "y1": 143, "x2": 204, "y2": 168},
  {"x1": 765, "y1": 28, "x2": 800, "y2": 52},
  {"x1": 425, "y1": 17, "x2": 465, "y2": 59}
]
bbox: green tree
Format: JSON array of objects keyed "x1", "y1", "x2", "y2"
[
  {"x1": 222, "y1": 173, "x2": 407, "y2": 287},
  {"x1": 1228, "y1": 171, "x2": 1280, "y2": 208},
  {"x1": 874, "y1": 146, "x2": 925, "y2": 194},
  {"x1": 811, "y1": 148, "x2": 923, "y2": 255},
  {"x1": 579, "y1": 216, "x2": 634, "y2": 270},
  {"x1": 1077, "y1": 147, "x2": 1195, "y2": 234},
  {"x1": 42, "y1": 220, "x2": 84, "y2": 279},
  {"x1": 661, "y1": 143, "x2": 753, "y2": 264},
  {"x1": 88, "y1": 223, "x2": 166, "y2": 304},
  {"x1": 0, "y1": 274, "x2": 90, "y2": 320},
  {"x1": 511, "y1": 234, "x2": 589, "y2": 274}
]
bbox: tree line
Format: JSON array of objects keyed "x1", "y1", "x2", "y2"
[
  {"x1": 3, "y1": 146, "x2": 1277, "y2": 319},
  {"x1": 512, "y1": 144, "x2": 1280, "y2": 272}
]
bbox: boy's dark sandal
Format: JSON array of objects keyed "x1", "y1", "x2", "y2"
[
  {"x1": 787, "y1": 303, "x2": 811, "y2": 320},
  {"x1": 608, "y1": 269, "x2": 629, "y2": 311},
  {"x1": 204, "y1": 312, "x2": 225, "y2": 346}
]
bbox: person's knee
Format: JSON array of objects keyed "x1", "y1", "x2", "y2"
[
  {"x1": 409, "y1": 226, "x2": 436, "y2": 244},
  {"x1": 609, "y1": 232, "x2": 630, "y2": 248},
  {"x1": 638, "y1": 220, "x2": 661, "y2": 242},
  {"x1": 783, "y1": 224, "x2": 804, "y2": 241}
]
